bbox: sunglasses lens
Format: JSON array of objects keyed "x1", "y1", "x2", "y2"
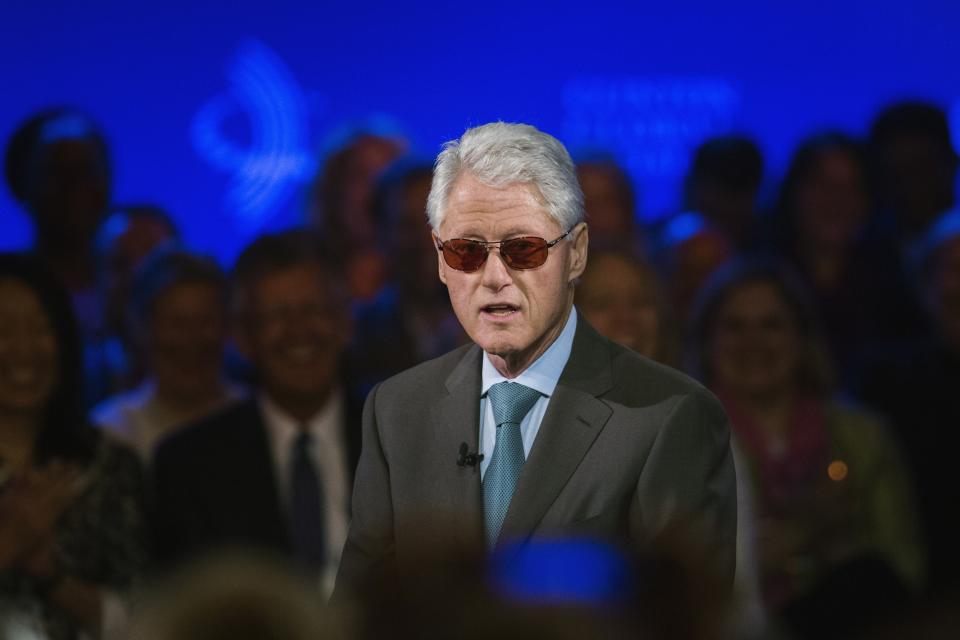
[
  {"x1": 439, "y1": 235, "x2": 554, "y2": 271},
  {"x1": 501, "y1": 237, "x2": 549, "y2": 269},
  {"x1": 443, "y1": 239, "x2": 487, "y2": 272}
]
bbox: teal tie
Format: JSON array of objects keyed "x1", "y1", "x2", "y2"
[{"x1": 483, "y1": 381, "x2": 542, "y2": 546}]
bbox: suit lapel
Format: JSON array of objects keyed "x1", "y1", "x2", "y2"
[
  {"x1": 222, "y1": 401, "x2": 291, "y2": 551},
  {"x1": 499, "y1": 317, "x2": 614, "y2": 545},
  {"x1": 430, "y1": 345, "x2": 484, "y2": 548}
]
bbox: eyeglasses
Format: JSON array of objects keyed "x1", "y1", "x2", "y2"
[{"x1": 435, "y1": 228, "x2": 574, "y2": 272}]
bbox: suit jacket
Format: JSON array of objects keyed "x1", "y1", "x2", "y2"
[
  {"x1": 150, "y1": 395, "x2": 362, "y2": 569},
  {"x1": 336, "y1": 314, "x2": 737, "y2": 592}
]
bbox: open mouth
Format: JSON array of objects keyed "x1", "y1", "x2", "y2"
[{"x1": 481, "y1": 303, "x2": 520, "y2": 318}]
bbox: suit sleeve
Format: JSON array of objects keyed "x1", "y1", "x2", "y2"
[
  {"x1": 148, "y1": 437, "x2": 199, "y2": 569},
  {"x1": 333, "y1": 382, "x2": 396, "y2": 599},
  {"x1": 633, "y1": 388, "x2": 738, "y2": 585}
]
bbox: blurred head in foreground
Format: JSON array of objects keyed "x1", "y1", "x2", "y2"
[{"x1": 127, "y1": 552, "x2": 343, "y2": 640}]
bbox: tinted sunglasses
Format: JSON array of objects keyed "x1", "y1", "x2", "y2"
[{"x1": 435, "y1": 227, "x2": 574, "y2": 272}]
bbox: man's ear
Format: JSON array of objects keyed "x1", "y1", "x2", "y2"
[
  {"x1": 435, "y1": 232, "x2": 448, "y2": 285},
  {"x1": 568, "y1": 222, "x2": 589, "y2": 282}
]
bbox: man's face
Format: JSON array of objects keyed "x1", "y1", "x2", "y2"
[
  {"x1": 576, "y1": 164, "x2": 633, "y2": 238},
  {"x1": 795, "y1": 150, "x2": 869, "y2": 251},
  {"x1": 708, "y1": 280, "x2": 800, "y2": 400},
  {"x1": 148, "y1": 282, "x2": 227, "y2": 403},
  {"x1": 28, "y1": 139, "x2": 109, "y2": 247},
  {"x1": 0, "y1": 279, "x2": 58, "y2": 416},
  {"x1": 101, "y1": 215, "x2": 177, "y2": 330},
  {"x1": 238, "y1": 264, "x2": 349, "y2": 406},
  {"x1": 437, "y1": 174, "x2": 587, "y2": 375}
]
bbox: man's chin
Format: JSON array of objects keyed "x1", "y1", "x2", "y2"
[{"x1": 474, "y1": 336, "x2": 523, "y2": 359}]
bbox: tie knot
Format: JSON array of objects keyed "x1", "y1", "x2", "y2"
[
  {"x1": 294, "y1": 431, "x2": 312, "y2": 454},
  {"x1": 487, "y1": 382, "x2": 541, "y2": 427}
]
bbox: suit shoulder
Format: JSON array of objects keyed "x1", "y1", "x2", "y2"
[
  {"x1": 375, "y1": 342, "x2": 475, "y2": 398},
  {"x1": 605, "y1": 341, "x2": 719, "y2": 408},
  {"x1": 153, "y1": 399, "x2": 259, "y2": 464}
]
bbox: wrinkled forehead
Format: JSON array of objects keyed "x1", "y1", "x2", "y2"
[
  {"x1": 441, "y1": 175, "x2": 556, "y2": 233},
  {"x1": 238, "y1": 261, "x2": 347, "y2": 314}
]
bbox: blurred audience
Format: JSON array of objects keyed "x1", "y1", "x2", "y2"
[
  {"x1": 576, "y1": 249, "x2": 678, "y2": 367},
  {"x1": 869, "y1": 101, "x2": 959, "y2": 243},
  {"x1": 772, "y1": 132, "x2": 924, "y2": 385},
  {"x1": 308, "y1": 128, "x2": 407, "y2": 301},
  {"x1": 347, "y1": 159, "x2": 466, "y2": 397},
  {"x1": 125, "y1": 552, "x2": 344, "y2": 640},
  {"x1": 91, "y1": 246, "x2": 242, "y2": 462},
  {"x1": 346, "y1": 529, "x2": 736, "y2": 640},
  {"x1": 151, "y1": 230, "x2": 359, "y2": 600},
  {"x1": 859, "y1": 208, "x2": 960, "y2": 598},
  {"x1": 4, "y1": 109, "x2": 111, "y2": 339},
  {"x1": 4, "y1": 96, "x2": 959, "y2": 635},
  {"x1": 689, "y1": 259, "x2": 925, "y2": 637},
  {"x1": 90, "y1": 204, "x2": 179, "y2": 394},
  {"x1": 96, "y1": 205, "x2": 180, "y2": 344},
  {"x1": 575, "y1": 155, "x2": 645, "y2": 255},
  {"x1": 682, "y1": 135, "x2": 765, "y2": 250},
  {"x1": 656, "y1": 212, "x2": 734, "y2": 329},
  {"x1": 0, "y1": 253, "x2": 147, "y2": 639}
]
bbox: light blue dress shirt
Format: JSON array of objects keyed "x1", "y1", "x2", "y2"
[{"x1": 479, "y1": 308, "x2": 578, "y2": 479}]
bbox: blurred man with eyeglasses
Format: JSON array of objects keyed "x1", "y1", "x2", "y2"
[
  {"x1": 335, "y1": 123, "x2": 737, "y2": 600},
  {"x1": 151, "y1": 230, "x2": 360, "y2": 600}
]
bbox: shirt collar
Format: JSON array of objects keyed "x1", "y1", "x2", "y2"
[
  {"x1": 258, "y1": 389, "x2": 344, "y2": 449},
  {"x1": 481, "y1": 307, "x2": 577, "y2": 398}
]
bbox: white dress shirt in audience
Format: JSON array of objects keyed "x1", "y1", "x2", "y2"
[{"x1": 259, "y1": 389, "x2": 350, "y2": 601}]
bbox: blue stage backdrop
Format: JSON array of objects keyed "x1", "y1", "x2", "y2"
[{"x1": 2, "y1": 1, "x2": 958, "y2": 264}]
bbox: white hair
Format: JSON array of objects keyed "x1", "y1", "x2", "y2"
[{"x1": 426, "y1": 122, "x2": 585, "y2": 232}]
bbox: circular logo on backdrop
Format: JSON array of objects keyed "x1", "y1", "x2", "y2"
[{"x1": 191, "y1": 40, "x2": 317, "y2": 230}]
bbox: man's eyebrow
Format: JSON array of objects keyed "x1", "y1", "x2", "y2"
[
  {"x1": 499, "y1": 227, "x2": 539, "y2": 238},
  {"x1": 458, "y1": 227, "x2": 540, "y2": 240}
]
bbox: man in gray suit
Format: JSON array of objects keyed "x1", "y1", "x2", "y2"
[{"x1": 336, "y1": 122, "x2": 736, "y2": 593}]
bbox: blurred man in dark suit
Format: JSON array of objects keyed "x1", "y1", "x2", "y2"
[{"x1": 151, "y1": 230, "x2": 359, "y2": 598}]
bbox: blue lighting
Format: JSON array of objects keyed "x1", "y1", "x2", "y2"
[
  {"x1": 490, "y1": 539, "x2": 632, "y2": 606},
  {"x1": 660, "y1": 211, "x2": 708, "y2": 247},
  {"x1": 2, "y1": 2, "x2": 959, "y2": 259},
  {"x1": 950, "y1": 98, "x2": 960, "y2": 158},
  {"x1": 191, "y1": 40, "x2": 316, "y2": 232}
]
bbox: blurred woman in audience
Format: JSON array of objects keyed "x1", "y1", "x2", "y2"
[
  {"x1": 689, "y1": 259, "x2": 924, "y2": 635},
  {"x1": 92, "y1": 246, "x2": 243, "y2": 461},
  {"x1": 0, "y1": 253, "x2": 147, "y2": 639},
  {"x1": 577, "y1": 249, "x2": 677, "y2": 367},
  {"x1": 575, "y1": 156, "x2": 645, "y2": 256},
  {"x1": 308, "y1": 127, "x2": 407, "y2": 302},
  {"x1": 347, "y1": 159, "x2": 466, "y2": 397},
  {"x1": 682, "y1": 135, "x2": 765, "y2": 250},
  {"x1": 655, "y1": 212, "x2": 733, "y2": 330},
  {"x1": 773, "y1": 132, "x2": 922, "y2": 386},
  {"x1": 76, "y1": 205, "x2": 182, "y2": 409}
]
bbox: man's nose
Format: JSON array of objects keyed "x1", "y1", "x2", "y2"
[{"x1": 479, "y1": 248, "x2": 513, "y2": 291}]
